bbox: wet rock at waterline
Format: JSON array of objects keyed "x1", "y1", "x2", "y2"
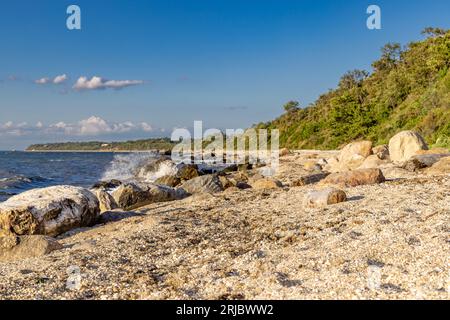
[
  {"x1": 92, "y1": 188, "x2": 118, "y2": 213},
  {"x1": 154, "y1": 175, "x2": 181, "y2": 187},
  {"x1": 112, "y1": 183, "x2": 188, "y2": 210}
]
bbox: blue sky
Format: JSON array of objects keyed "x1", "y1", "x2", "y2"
[{"x1": 1, "y1": 0, "x2": 450, "y2": 149}]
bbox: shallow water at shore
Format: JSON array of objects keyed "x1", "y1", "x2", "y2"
[{"x1": 0, "y1": 151, "x2": 158, "y2": 201}]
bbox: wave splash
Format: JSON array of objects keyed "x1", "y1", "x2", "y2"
[{"x1": 100, "y1": 152, "x2": 178, "y2": 183}]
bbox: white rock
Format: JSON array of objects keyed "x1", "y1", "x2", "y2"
[
  {"x1": 338, "y1": 141, "x2": 373, "y2": 170},
  {"x1": 388, "y1": 131, "x2": 428, "y2": 162},
  {"x1": 0, "y1": 186, "x2": 100, "y2": 237},
  {"x1": 304, "y1": 188, "x2": 347, "y2": 207}
]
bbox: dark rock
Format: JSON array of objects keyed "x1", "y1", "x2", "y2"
[
  {"x1": 180, "y1": 175, "x2": 224, "y2": 194},
  {"x1": 92, "y1": 179, "x2": 122, "y2": 190},
  {"x1": 292, "y1": 173, "x2": 330, "y2": 186},
  {"x1": 154, "y1": 175, "x2": 181, "y2": 187},
  {"x1": 177, "y1": 164, "x2": 200, "y2": 180}
]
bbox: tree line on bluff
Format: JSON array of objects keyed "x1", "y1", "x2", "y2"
[{"x1": 257, "y1": 27, "x2": 450, "y2": 150}]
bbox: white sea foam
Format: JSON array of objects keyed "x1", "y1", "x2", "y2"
[{"x1": 100, "y1": 152, "x2": 177, "y2": 183}]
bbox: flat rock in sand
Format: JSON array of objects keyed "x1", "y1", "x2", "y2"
[
  {"x1": 0, "y1": 233, "x2": 63, "y2": 262},
  {"x1": 320, "y1": 168, "x2": 385, "y2": 187},
  {"x1": 304, "y1": 188, "x2": 347, "y2": 207},
  {"x1": 251, "y1": 178, "x2": 283, "y2": 190}
]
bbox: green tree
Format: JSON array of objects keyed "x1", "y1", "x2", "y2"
[{"x1": 283, "y1": 100, "x2": 300, "y2": 113}]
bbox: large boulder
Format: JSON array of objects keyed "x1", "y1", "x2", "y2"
[
  {"x1": 112, "y1": 183, "x2": 187, "y2": 210},
  {"x1": 320, "y1": 168, "x2": 385, "y2": 187},
  {"x1": 338, "y1": 141, "x2": 373, "y2": 170},
  {"x1": 0, "y1": 186, "x2": 100, "y2": 237},
  {"x1": 180, "y1": 175, "x2": 224, "y2": 194},
  {"x1": 304, "y1": 188, "x2": 347, "y2": 207},
  {"x1": 0, "y1": 232, "x2": 63, "y2": 262},
  {"x1": 388, "y1": 131, "x2": 428, "y2": 162}
]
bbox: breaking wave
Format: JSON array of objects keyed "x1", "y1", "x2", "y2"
[{"x1": 100, "y1": 152, "x2": 177, "y2": 182}]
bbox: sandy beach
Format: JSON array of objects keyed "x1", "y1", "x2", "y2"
[{"x1": 0, "y1": 150, "x2": 448, "y2": 300}]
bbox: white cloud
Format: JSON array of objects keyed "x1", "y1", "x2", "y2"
[
  {"x1": 35, "y1": 74, "x2": 68, "y2": 85},
  {"x1": 0, "y1": 117, "x2": 157, "y2": 138},
  {"x1": 35, "y1": 77, "x2": 51, "y2": 85},
  {"x1": 140, "y1": 122, "x2": 153, "y2": 132},
  {"x1": 53, "y1": 74, "x2": 68, "y2": 84},
  {"x1": 78, "y1": 116, "x2": 113, "y2": 135},
  {"x1": 73, "y1": 76, "x2": 144, "y2": 91}
]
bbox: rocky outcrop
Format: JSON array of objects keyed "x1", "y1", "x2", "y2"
[
  {"x1": 154, "y1": 175, "x2": 181, "y2": 187},
  {"x1": 322, "y1": 141, "x2": 373, "y2": 172},
  {"x1": 304, "y1": 188, "x2": 347, "y2": 207},
  {"x1": 402, "y1": 154, "x2": 450, "y2": 172},
  {"x1": 337, "y1": 141, "x2": 373, "y2": 170},
  {"x1": 177, "y1": 164, "x2": 200, "y2": 181},
  {"x1": 136, "y1": 157, "x2": 177, "y2": 180},
  {"x1": 180, "y1": 175, "x2": 224, "y2": 194},
  {"x1": 425, "y1": 156, "x2": 450, "y2": 175},
  {"x1": 0, "y1": 232, "x2": 63, "y2": 262},
  {"x1": 320, "y1": 168, "x2": 385, "y2": 187},
  {"x1": 112, "y1": 183, "x2": 187, "y2": 210},
  {"x1": 388, "y1": 131, "x2": 428, "y2": 162},
  {"x1": 92, "y1": 179, "x2": 122, "y2": 190},
  {"x1": 92, "y1": 189, "x2": 118, "y2": 213},
  {"x1": 358, "y1": 155, "x2": 389, "y2": 169},
  {"x1": 251, "y1": 178, "x2": 283, "y2": 190},
  {"x1": 323, "y1": 157, "x2": 340, "y2": 173},
  {"x1": 218, "y1": 176, "x2": 234, "y2": 189},
  {"x1": 292, "y1": 173, "x2": 330, "y2": 186},
  {"x1": 372, "y1": 145, "x2": 390, "y2": 160},
  {"x1": 0, "y1": 186, "x2": 100, "y2": 237}
]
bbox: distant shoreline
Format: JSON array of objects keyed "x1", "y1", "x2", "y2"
[{"x1": 24, "y1": 149, "x2": 161, "y2": 153}]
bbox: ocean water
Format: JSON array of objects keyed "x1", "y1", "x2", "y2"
[{"x1": 0, "y1": 151, "x2": 159, "y2": 202}]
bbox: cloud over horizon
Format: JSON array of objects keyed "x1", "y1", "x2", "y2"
[
  {"x1": 0, "y1": 116, "x2": 155, "y2": 138},
  {"x1": 73, "y1": 76, "x2": 144, "y2": 91},
  {"x1": 35, "y1": 74, "x2": 68, "y2": 85},
  {"x1": 33, "y1": 74, "x2": 143, "y2": 91}
]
